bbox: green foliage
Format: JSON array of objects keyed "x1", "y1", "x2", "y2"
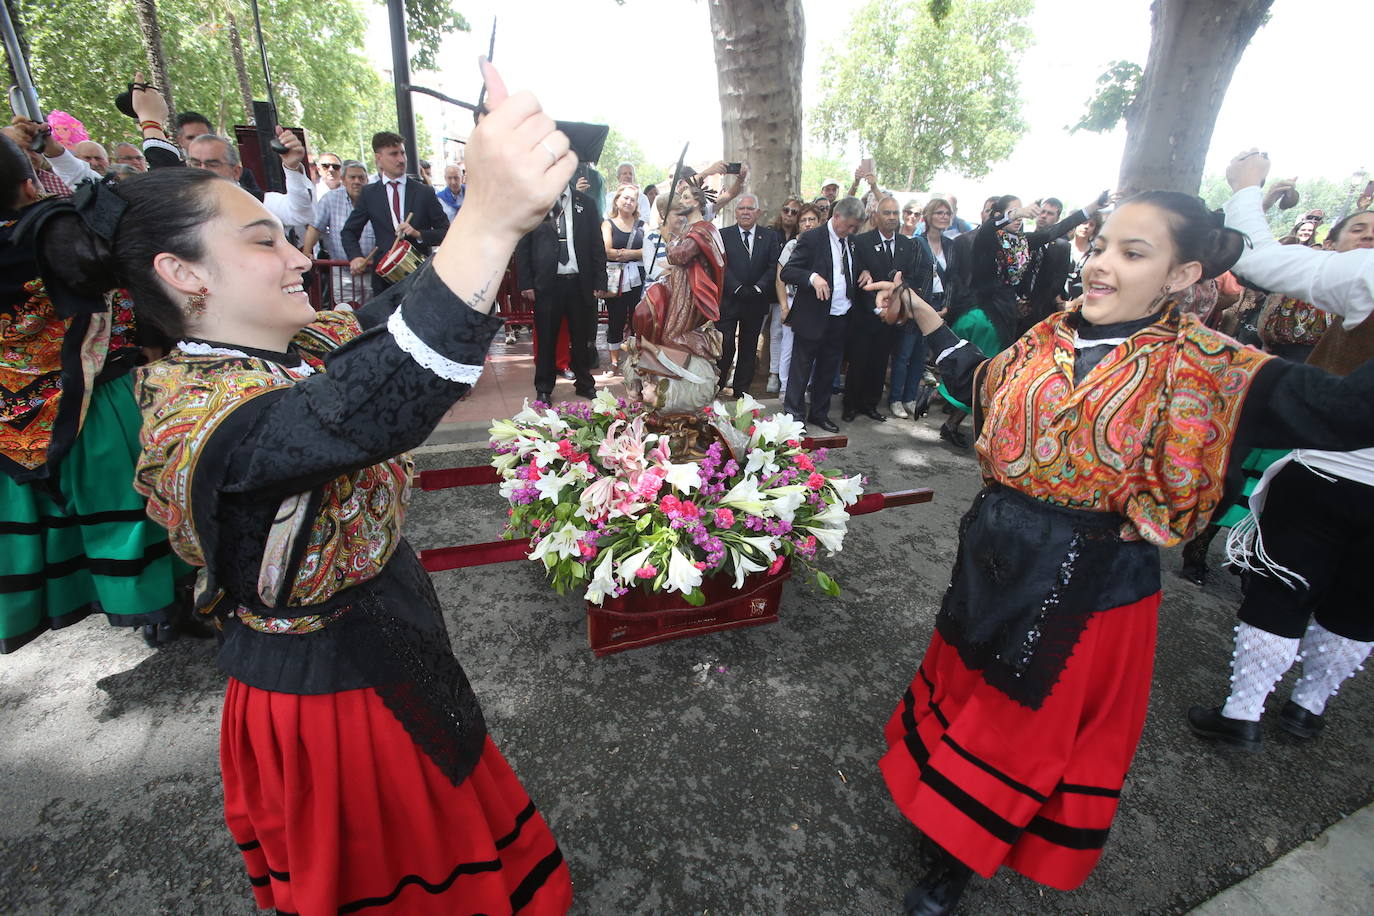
[
  {"x1": 10, "y1": 0, "x2": 445, "y2": 159},
  {"x1": 1069, "y1": 60, "x2": 1142, "y2": 134},
  {"x1": 812, "y1": 0, "x2": 1033, "y2": 191},
  {"x1": 815, "y1": 569, "x2": 841, "y2": 597},
  {"x1": 396, "y1": 0, "x2": 469, "y2": 74},
  {"x1": 800, "y1": 149, "x2": 849, "y2": 200},
  {"x1": 1200, "y1": 173, "x2": 1362, "y2": 239},
  {"x1": 597, "y1": 125, "x2": 652, "y2": 188}
]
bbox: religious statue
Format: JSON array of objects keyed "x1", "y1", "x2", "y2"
[{"x1": 622, "y1": 180, "x2": 724, "y2": 413}]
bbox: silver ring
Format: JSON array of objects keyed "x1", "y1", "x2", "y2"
[{"x1": 538, "y1": 140, "x2": 558, "y2": 164}]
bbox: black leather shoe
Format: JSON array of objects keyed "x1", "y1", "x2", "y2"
[
  {"x1": 938, "y1": 423, "x2": 969, "y2": 449},
  {"x1": 841, "y1": 410, "x2": 857, "y2": 422},
  {"x1": 535, "y1": 390, "x2": 552, "y2": 405},
  {"x1": 1187, "y1": 705, "x2": 1262, "y2": 751},
  {"x1": 574, "y1": 386, "x2": 597, "y2": 400},
  {"x1": 863, "y1": 408, "x2": 887, "y2": 422},
  {"x1": 813, "y1": 418, "x2": 840, "y2": 433},
  {"x1": 902, "y1": 851, "x2": 973, "y2": 916},
  {"x1": 1177, "y1": 561, "x2": 1207, "y2": 587},
  {"x1": 1277, "y1": 700, "x2": 1325, "y2": 739}
]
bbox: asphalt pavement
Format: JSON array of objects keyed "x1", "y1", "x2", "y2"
[{"x1": 1, "y1": 410, "x2": 1371, "y2": 915}]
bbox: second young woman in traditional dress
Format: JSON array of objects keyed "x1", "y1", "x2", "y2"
[{"x1": 865, "y1": 188, "x2": 1374, "y2": 915}]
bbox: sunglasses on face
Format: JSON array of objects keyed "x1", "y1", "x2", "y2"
[
  {"x1": 782, "y1": 207, "x2": 799, "y2": 215},
  {"x1": 319, "y1": 162, "x2": 341, "y2": 171}
]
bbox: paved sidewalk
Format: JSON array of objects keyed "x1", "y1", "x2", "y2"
[
  {"x1": 432, "y1": 325, "x2": 626, "y2": 445},
  {"x1": 1189, "y1": 805, "x2": 1374, "y2": 914}
]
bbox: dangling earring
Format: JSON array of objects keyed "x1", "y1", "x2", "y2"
[
  {"x1": 184, "y1": 286, "x2": 208, "y2": 317},
  {"x1": 1151, "y1": 284, "x2": 1172, "y2": 312}
]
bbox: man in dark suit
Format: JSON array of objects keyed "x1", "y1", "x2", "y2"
[
  {"x1": 847, "y1": 195, "x2": 932, "y2": 421},
  {"x1": 516, "y1": 178, "x2": 608, "y2": 403},
  {"x1": 342, "y1": 131, "x2": 450, "y2": 294},
  {"x1": 717, "y1": 194, "x2": 782, "y2": 397},
  {"x1": 1018, "y1": 196, "x2": 1074, "y2": 333},
  {"x1": 779, "y1": 197, "x2": 865, "y2": 433}
]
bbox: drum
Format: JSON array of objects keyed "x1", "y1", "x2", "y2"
[{"x1": 377, "y1": 239, "x2": 423, "y2": 284}]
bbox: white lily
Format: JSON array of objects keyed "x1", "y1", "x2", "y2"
[
  {"x1": 751, "y1": 412, "x2": 806, "y2": 447},
  {"x1": 719, "y1": 477, "x2": 769, "y2": 516},
  {"x1": 769, "y1": 490, "x2": 806, "y2": 524},
  {"x1": 808, "y1": 503, "x2": 851, "y2": 528},
  {"x1": 591, "y1": 388, "x2": 620, "y2": 415},
  {"x1": 829, "y1": 474, "x2": 865, "y2": 506},
  {"x1": 616, "y1": 544, "x2": 656, "y2": 584},
  {"x1": 489, "y1": 417, "x2": 524, "y2": 445},
  {"x1": 744, "y1": 448, "x2": 779, "y2": 477},
  {"x1": 527, "y1": 522, "x2": 584, "y2": 566},
  {"x1": 804, "y1": 524, "x2": 847, "y2": 554},
  {"x1": 491, "y1": 451, "x2": 520, "y2": 473},
  {"x1": 529, "y1": 439, "x2": 564, "y2": 469},
  {"x1": 665, "y1": 547, "x2": 704, "y2": 594},
  {"x1": 662, "y1": 461, "x2": 703, "y2": 494},
  {"x1": 734, "y1": 392, "x2": 765, "y2": 416},
  {"x1": 737, "y1": 534, "x2": 779, "y2": 564},
  {"x1": 512, "y1": 399, "x2": 544, "y2": 425},
  {"x1": 583, "y1": 550, "x2": 618, "y2": 605},
  {"x1": 729, "y1": 549, "x2": 769, "y2": 589},
  {"x1": 498, "y1": 476, "x2": 526, "y2": 501},
  {"x1": 533, "y1": 470, "x2": 574, "y2": 502}
]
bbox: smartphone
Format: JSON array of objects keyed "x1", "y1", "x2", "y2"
[
  {"x1": 1363, "y1": 180, "x2": 1374, "y2": 200},
  {"x1": 724, "y1": 162, "x2": 742, "y2": 175}
]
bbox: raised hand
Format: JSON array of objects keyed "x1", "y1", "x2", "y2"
[{"x1": 1226, "y1": 148, "x2": 1271, "y2": 192}]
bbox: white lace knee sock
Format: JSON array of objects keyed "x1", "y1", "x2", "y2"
[
  {"x1": 1289, "y1": 621, "x2": 1373, "y2": 716},
  {"x1": 1220, "y1": 623, "x2": 1300, "y2": 722}
]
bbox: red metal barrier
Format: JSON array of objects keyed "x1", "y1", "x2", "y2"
[{"x1": 307, "y1": 259, "x2": 373, "y2": 311}]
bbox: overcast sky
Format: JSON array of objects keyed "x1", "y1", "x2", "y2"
[{"x1": 366, "y1": 0, "x2": 1373, "y2": 209}]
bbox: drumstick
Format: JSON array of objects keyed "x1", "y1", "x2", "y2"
[{"x1": 362, "y1": 246, "x2": 379, "y2": 265}]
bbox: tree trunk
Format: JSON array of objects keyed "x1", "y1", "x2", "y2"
[
  {"x1": 1117, "y1": 0, "x2": 1271, "y2": 195},
  {"x1": 708, "y1": 0, "x2": 804, "y2": 220},
  {"x1": 708, "y1": 0, "x2": 804, "y2": 391},
  {"x1": 132, "y1": 0, "x2": 175, "y2": 118},
  {"x1": 226, "y1": 11, "x2": 255, "y2": 123}
]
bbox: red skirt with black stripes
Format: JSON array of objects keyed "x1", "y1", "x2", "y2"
[
  {"x1": 220, "y1": 679, "x2": 573, "y2": 915},
  {"x1": 880, "y1": 592, "x2": 1160, "y2": 891}
]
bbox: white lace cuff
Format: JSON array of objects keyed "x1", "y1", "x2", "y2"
[
  {"x1": 387, "y1": 308, "x2": 484, "y2": 384},
  {"x1": 936, "y1": 338, "x2": 969, "y2": 364}
]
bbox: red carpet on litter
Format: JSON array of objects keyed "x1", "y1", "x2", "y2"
[
  {"x1": 880, "y1": 592, "x2": 1160, "y2": 891},
  {"x1": 220, "y1": 679, "x2": 572, "y2": 915}
]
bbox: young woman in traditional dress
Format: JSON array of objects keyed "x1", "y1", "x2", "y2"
[
  {"x1": 0, "y1": 131, "x2": 195, "y2": 652},
  {"x1": 863, "y1": 186, "x2": 1374, "y2": 915},
  {"x1": 28, "y1": 64, "x2": 574, "y2": 915}
]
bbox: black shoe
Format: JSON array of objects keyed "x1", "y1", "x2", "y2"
[
  {"x1": 938, "y1": 424, "x2": 968, "y2": 449},
  {"x1": 141, "y1": 622, "x2": 178, "y2": 649},
  {"x1": 1187, "y1": 705, "x2": 1262, "y2": 751},
  {"x1": 1178, "y1": 561, "x2": 1208, "y2": 587},
  {"x1": 1277, "y1": 700, "x2": 1325, "y2": 739},
  {"x1": 902, "y1": 850, "x2": 973, "y2": 916},
  {"x1": 535, "y1": 390, "x2": 552, "y2": 405},
  {"x1": 841, "y1": 410, "x2": 857, "y2": 422},
  {"x1": 813, "y1": 418, "x2": 840, "y2": 433},
  {"x1": 574, "y1": 386, "x2": 597, "y2": 400},
  {"x1": 863, "y1": 408, "x2": 887, "y2": 422}
]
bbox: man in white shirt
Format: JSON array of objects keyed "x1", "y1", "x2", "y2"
[{"x1": 778, "y1": 196, "x2": 864, "y2": 431}]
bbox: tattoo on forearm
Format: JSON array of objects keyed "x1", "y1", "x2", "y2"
[{"x1": 467, "y1": 269, "x2": 502, "y2": 312}]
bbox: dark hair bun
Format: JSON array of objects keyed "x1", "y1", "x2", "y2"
[
  {"x1": 37, "y1": 212, "x2": 119, "y2": 297},
  {"x1": 1198, "y1": 226, "x2": 1245, "y2": 280}
]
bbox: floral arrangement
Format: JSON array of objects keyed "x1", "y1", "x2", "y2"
[{"x1": 489, "y1": 390, "x2": 864, "y2": 606}]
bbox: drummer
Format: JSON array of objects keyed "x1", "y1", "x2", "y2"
[{"x1": 341, "y1": 131, "x2": 450, "y2": 294}]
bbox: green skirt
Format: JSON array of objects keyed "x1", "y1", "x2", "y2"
[
  {"x1": 936, "y1": 308, "x2": 1006, "y2": 414},
  {"x1": 0, "y1": 373, "x2": 193, "y2": 653},
  {"x1": 1215, "y1": 447, "x2": 1289, "y2": 529}
]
